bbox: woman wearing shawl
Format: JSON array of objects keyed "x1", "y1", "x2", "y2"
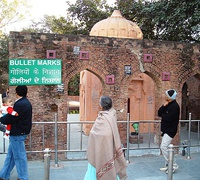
[{"x1": 84, "y1": 96, "x2": 127, "y2": 180}]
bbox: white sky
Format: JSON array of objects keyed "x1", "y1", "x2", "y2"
[{"x1": 4, "y1": 0, "x2": 116, "y2": 33}]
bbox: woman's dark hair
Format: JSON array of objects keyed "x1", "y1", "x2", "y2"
[{"x1": 100, "y1": 96, "x2": 112, "y2": 110}]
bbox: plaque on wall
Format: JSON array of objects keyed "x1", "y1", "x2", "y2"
[
  {"x1": 162, "y1": 72, "x2": 170, "y2": 81},
  {"x1": 106, "y1": 75, "x2": 115, "y2": 85},
  {"x1": 9, "y1": 59, "x2": 62, "y2": 85},
  {"x1": 73, "y1": 46, "x2": 80, "y2": 55},
  {"x1": 46, "y1": 50, "x2": 56, "y2": 59},
  {"x1": 143, "y1": 54, "x2": 153, "y2": 63},
  {"x1": 124, "y1": 65, "x2": 131, "y2": 75}
]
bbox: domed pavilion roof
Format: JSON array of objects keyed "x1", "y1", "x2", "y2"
[{"x1": 89, "y1": 10, "x2": 143, "y2": 39}]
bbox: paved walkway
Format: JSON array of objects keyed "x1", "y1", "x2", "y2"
[
  {"x1": 0, "y1": 152, "x2": 200, "y2": 180},
  {"x1": 1, "y1": 115, "x2": 200, "y2": 180}
]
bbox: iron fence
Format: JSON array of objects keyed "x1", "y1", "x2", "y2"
[{"x1": 0, "y1": 113, "x2": 200, "y2": 163}]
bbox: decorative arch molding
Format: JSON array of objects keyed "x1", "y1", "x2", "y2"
[
  {"x1": 64, "y1": 63, "x2": 108, "y2": 85},
  {"x1": 144, "y1": 71, "x2": 163, "y2": 113},
  {"x1": 178, "y1": 67, "x2": 200, "y2": 89},
  {"x1": 121, "y1": 64, "x2": 162, "y2": 87},
  {"x1": 126, "y1": 71, "x2": 161, "y2": 100},
  {"x1": 143, "y1": 64, "x2": 163, "y2": 81},
  {"x1": 144, "y1": 71, "x2": 162, "y2": 90},
  {"x1": 121, "y1": 69, "x2": 141, "y2": 86}
]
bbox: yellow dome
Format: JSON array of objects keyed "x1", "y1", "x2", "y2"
[{"x1": 89, "y1": 10, "x2": 143, "y2": 39}]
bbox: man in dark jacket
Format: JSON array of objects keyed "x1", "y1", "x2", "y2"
[
  {"x1": 158, "y1": 89, "x2": 180, "y2": 173},
  {"x1": 0, "y1": 85, "x2": 32, "y2": 180}
]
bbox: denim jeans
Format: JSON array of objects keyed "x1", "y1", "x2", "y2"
[{"x1": 0, "y1": 135, "x2": 28, "y2": 180}]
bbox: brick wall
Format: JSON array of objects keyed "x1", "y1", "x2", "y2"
[{"x1": 8, "y1": 32, "x2": 200, "y2": 159}]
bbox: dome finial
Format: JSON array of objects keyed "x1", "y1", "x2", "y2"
[{"x1": 111, "y1": 10, "x2": 123, "y2": 18}]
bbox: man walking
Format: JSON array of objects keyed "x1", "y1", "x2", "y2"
[
  {"x1": 0, "y1": 85, "x2": 32, "y2": 180},
  {"x1": 158, "y1": 89, "x2": 180, "y2": 173}
]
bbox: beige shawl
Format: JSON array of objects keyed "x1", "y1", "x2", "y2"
[{"x1": 87, "y1": 108, "x2": 127, "y2": 180}]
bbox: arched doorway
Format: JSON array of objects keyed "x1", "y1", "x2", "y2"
[
  {"x1": 128, "y1": 73, "x2": 155, "y2": 133},
  {"x1": 181, "y1": 83, "x2": 189, "y2": 121},
  {"x1": 181, "y1": 74, "x2": 200, "y2": 132},
  {"x1": 79, "y1": 70, "x2": 103, "y2": 135},
  {"x1": 66, "y1": 70, "x2": 103, "y2": 159}
]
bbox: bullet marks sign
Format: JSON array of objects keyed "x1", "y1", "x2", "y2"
[{"x1": 9, "y1": 59, "x2": 62, "y2": 85}]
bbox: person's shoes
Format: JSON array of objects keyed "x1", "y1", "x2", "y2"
[
  {"x1": 160, "y1": 166, "x2": 168, "y2": 171},
  {"x1": 0, "y1": 178, "x2": 6, "y2": 180},
  {"x1": 166, "y1": 168, "x2": 176, "y2": 174},
  {"x1": 165, "y1": 164, "x2": 179, "y2": 174},
  {"x1": 173, "y1": 163, "x2": 179, "y2": 170}
]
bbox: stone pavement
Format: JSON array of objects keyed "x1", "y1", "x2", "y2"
[
  {"x1": 1, "y1": 114, "x2": 200, "y2": 180},
  {"x1": 0, "y1": 152, "x2": 200, "y2": 180}
]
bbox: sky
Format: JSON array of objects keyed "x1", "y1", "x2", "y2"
[{"x1": 4, "y1": 0, "x2": 116, "y2": 33}]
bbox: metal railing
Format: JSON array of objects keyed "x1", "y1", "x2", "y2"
[{"x1": 1, "y1": 113, "x2": 200, "y2": 163}]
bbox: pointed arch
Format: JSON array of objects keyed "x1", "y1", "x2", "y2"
[{"x1": 64, "y1": 63, "x2": 108, "y2": 86}]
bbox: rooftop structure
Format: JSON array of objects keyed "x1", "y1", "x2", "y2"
[{"x1": 90, "y1": 10, "x2": 143, "y2": 39}]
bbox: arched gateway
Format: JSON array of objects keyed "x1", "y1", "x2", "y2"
[{"x1": 8, "y1": 10, "x2": 200, "y2": 159}]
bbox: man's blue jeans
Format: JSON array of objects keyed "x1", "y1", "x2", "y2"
[{"x1": 0, "y1": 135, "x2": 28, "y2": 180}]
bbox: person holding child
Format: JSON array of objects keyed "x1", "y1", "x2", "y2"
[{"x1": 0, "y1": 85, "x2": 32, "y2": 180}]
